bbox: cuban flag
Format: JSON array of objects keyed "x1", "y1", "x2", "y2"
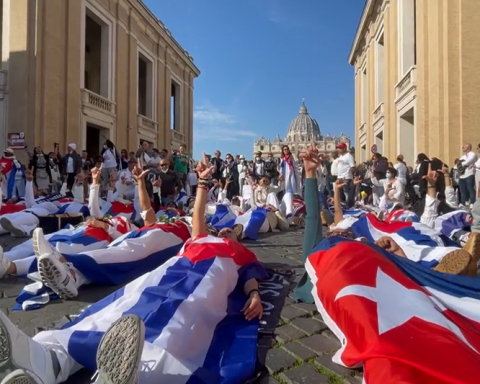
[
  {"x1": 306, "y1": 236, "x2": 480, "y2": 384},
  {"x1": 24, "y1": 221, "x2": 191, "y2": 285},
  {"x1": 327, "y1": 204, "x2": 365, "y2": 217},
  {"x1": 175, "y1": 189, "x2": 190, "y2": 207},
  {"x1": 56, "y1": 202, "x2": 90, "y2": 217},
  {"x1": 209, "y1": 205, "x2": 268, "y2": 240},
  {"x1": 33, "y1": 235, "x2": 268, "y2": 384},
  {"x1": 350, "y1": 213, "x2": 459, "y2": 267},
  {"x1": 384, "y1": 208, "x2": 419, "y2": 223},
  {"x1": 434, "y1": 210, "x2": 472, "y2": 238},
  {"x1": 101, "y1": 200, "x2": 134, "y2": 217}
]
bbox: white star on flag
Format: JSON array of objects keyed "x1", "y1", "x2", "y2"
[{"x1": 335, "y1": 267, "x2": 478, "y2": 353}]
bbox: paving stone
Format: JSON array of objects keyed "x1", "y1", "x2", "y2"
[
  {"x1": 345, "y1": 374, "x2": 364, "y2": 384},
  {"x1": 256, "y1": 377, "x2": 282, "y2": 384},
  {"x1": 291, "y1": 317, "x2": 327, "y2": 335},
  {"x1": 275, "y1": 325, "x2": 307, "y2": 343},
  {"x1": 292, "y1": 302, "x2": 317, "y2": 315},
  {"x1": 282, "y1": 342, "x2": 317, "y2": 361},
  {"x1": 300, "y1": 334, "x2": 341, "y2": 354},
  {"x1": 284, "y1": 296, "x2": 295, "y2": 306},
  {"x1": 280, "y1": 305, "x2": 307, "y2": 321},
  {"x1": 265, "y1": 348, "x2": 298, "y2": 374},
  {"x1": 279, "y1": 364, "x2": 330, "y2": 384},
  {"x1": 315, "y1": 353, "x2": 354, "y2": 376}
]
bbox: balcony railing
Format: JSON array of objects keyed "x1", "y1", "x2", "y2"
[
  {"x1": 172, "y1": 130, "x2": 185, "y2": 142},
  {"x1": 81, "y1": 89, "x2": 115, "y2": 114},
  {"x1": 137, "y1": 115, "x2": 157, "y2": 131},
  {"x1": 395, "y1": 66, "x2": 417, "y2": 100},
  {"x1": 0, "y1": 70, "x2": 7, "y2": 95}
]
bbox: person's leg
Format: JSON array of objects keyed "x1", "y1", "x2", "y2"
[
  {"x1": 466, "y1": 175, "x2": 476, "y2": 204},
  {"x1": 458, "y1": 178, "x2": 468, "y2": 205},
  {"x1": 66, "y1": 173, "x2": 75, "y2": 191},
  {"x1": 0, "y1": 212, "x2": 40, "y2": 237}
]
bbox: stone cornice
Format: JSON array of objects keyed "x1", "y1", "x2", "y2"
[{"x1": 348, "y1": 0, "x2": 389, "y2": 65}]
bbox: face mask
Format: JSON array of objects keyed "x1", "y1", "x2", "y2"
[
  {"x1": 386, "y1": 172, "x2": 392, "y2": 179},
  {"x1": 160, "y1": 169, "x2": 168, "y2": 174}
]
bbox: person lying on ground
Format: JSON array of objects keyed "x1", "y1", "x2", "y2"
[{"x1": 0, "y1": 152, "x2": 267, "y2": 384}]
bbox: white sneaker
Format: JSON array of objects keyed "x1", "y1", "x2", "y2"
[
  {"x1": 0, "y1": 248, "x2": 12, "y2": 279},
  {"x1": 37, "y1": 253, "x2": 78, "y2": 299},
  {"x1": 0, "y1": 310, "x2": 56, "y2": 384},
  {"x1": 0, "y1": 218, "x2": 27, "y2": 238},
  {"x1": 92, "y1": 314, "x2": 145, "y2": 384},
  {"x1": 32, "y1": 228, "x2": 60, "y2": 260}
]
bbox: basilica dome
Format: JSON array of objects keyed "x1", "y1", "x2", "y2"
[{"x1": 284, "y1": 101, "x2": 321, "y2": 143}]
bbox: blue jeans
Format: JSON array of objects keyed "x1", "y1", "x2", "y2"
[{"x1": 459, "y1": 175, "x2": 476, "y2": 205}]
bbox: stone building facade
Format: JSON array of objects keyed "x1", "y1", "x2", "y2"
[
  {"x1": 350, "y1": 0, "x2": 480, "y2": 166},
  {"x1": 0, "y1": 0, "x2": 199, "y2": 159},
  {"x1": 253, "y1": 101, "x2": 350, "y2": 159}
]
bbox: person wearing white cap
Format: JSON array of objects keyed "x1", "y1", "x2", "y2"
[{"x1": 61, "y1": 143, "x2": 82, "y2": 192}]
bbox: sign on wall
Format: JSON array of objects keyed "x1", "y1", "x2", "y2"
[
  {"x1": 371, "y1": 144, "x2": 377, "y2": 154},
  {"x1": 7, "y1": 132, "x2": 26, "y2": 149}
]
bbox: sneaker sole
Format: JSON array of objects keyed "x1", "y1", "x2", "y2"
[
  {"x1": 463, "y1": 233, "x2": 480, "y2": 276},
  {"x1": 95, "y1": 315, "x2": 145, "y2": 384},
  {"x1": 1, "y1": 370, "x2": 39, "y2": 384},
  {"x1": 0, "y1": 219, "x2": 26, "y2": 238},
  {"x1": 31, "y1": 230, "x2": 41, "y2": 259},
  {"x1": 433, "y1": 249, "x2": 471, "y2": 275},
  {"x1": 37, "y1": 257, "x2": 77, "y2": 299}
]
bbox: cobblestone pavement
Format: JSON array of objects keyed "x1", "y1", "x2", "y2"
[{"x1": 0, "y1": 230, "x2": 364, "y2": 384}]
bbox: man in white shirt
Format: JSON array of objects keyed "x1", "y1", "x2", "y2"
[
  {"x1": 336, "y1": 142, "x2": 356, "y2": 208},
  {"x1": 458, "y1": 143, "x2": 477, "y2": 205}
]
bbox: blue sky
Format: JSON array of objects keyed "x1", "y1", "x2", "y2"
[{"x1": 144, "y1": 0, "x2": 365, "y2": 159}]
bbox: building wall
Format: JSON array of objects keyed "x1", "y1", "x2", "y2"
[
  {"x1": 350, "y1": 0, "x2": 480, "y2": 167},
  {"x1": 2, "y1": 0, "x2": 199, "y2": 159}
]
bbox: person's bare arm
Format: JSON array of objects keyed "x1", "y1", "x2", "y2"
[
  {"x1": 192, "y1": 153, "x2": 215, "y2": 238},
  {"x1": 132, "y1": 160, "x2": 156, "y2": 226}
]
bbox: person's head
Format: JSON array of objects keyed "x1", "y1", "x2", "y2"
[
  {"x1": 217, "y1": 227, "x2": 239, "y2": 242},
  {"x1": 215, "y1": 150, "x2": 221, "y2": 158},
  {"x1": 416, "y1": 153, "x2": 429, "y2": 163},
  {"x1": 141, "y1": 141, "x2": 150, "y2": 151},
  {"x1": 159, "y1": 159, "x2": 169, "y2": 173},
  {"x1": 258, "y1": 176, "x2": 271, "y2": 187},
  {"x1": 254, "y1": 151, "x2": 262, "y2": 161},
  {"x1": 462, "y1": 143, "x2": 472, "y2": 153},
  {"x1": 336, "y1": 142, "x2": 347, "y2": 155},
  {"x1": 225, "y1": 153, "x2": 233, "y2": 163},
  {"x1": 282, "y1": 145, "x2": 291, "y2": 157},
  {"x1": 35, "y1": 146, "x2": 43, "y2": 154},
  {"x1": 68, "y1": 143, "x2": 77, "y2": 153},
  {"x1": 372, "y1": 153, "x2": 382, "y2": 161},
  {"x1": 330, "y1": 151, "x2": 338, "y2": 159},
  {"x1": 128, "y1": 159, "x2": 136, "y2": 170},
  {"x1": 268, "y1": 152, "x2": 273, "y2": 159},
  {"x1": 152, "y1": 148, "x2": 160, "y2": 158},
  {"x1": 239, "y1": 155, "x2": 246, "y2": 163},
  {"x1": 161, "y1": 149, "x2": 168, "y2": 158},
  {"x1": 327, "y1": 228, "x2": 356, "y2": 239},
  {"x1": 454, "y1": 158, "x2": 460, "y2": 165},
  {"x1": 81, "y1": 150, "x2": 88, "y2": 159},
  {"x1": 396, "y1": 154, "x2": 404, "y2": 163},
  {"x1": 387, "y1": 162, "x2": 394, "y2": 167},
  {"x1": 3, "y1": 148, "x2": 14, "y2": 158},
  {"x1": 166, "y1": 201, "x2": 178, "y2": 209},
  {"x1": 120, "y1": 149, "x2": 128, "y2": 159},
  {"x1": 407, "y1": 166, "x2": 413, "y2": 174},
  {"x1": 212, "y1": 178, "x2": 219, "y2": 187},
  {"x1": 48, "y1": 151, "x2": 55, "y2": 159},
  {"x1": 179, "y1": 145, "x2": 185, "y2": 154},
  {"x1": 385, "y1": 167, "x2": 397, "y2": 179},
  {"x1": 103, "y1": 139, "x2": 114, "y2": 150},
  {"x1": 129, "y1": 151, "x2": 136, "y2": 160},
  {"x1": 231, "y1": 196, "x2": 241, "y2": 207}
]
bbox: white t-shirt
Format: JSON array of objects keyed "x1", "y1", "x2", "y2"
[
  {"x1": 394, "y1": 162, "x2": 407, "y2": 182},
  {"x1": 103, "y1": 149, "x2": 117, "y2": 169},
  {"x1": 331, "y1": 158, "x2": 339, "y2": 176},
  {"x1": 336, "y1": 153, "x2": 355, "y2": 180},
  {"x1": 385, "y1": 178, "x2": 405, "y2": 205},
  {"x1": 66, "y1": 156, "x2": 74, "y2": 174},
  {"x1": 459, "y1": 151, "x2": 477, "y2": 178},
  {"x1": 188, "y1": 172, "x2": 198, "y2": 186}
]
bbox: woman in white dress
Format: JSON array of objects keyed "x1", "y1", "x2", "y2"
[{"x1": 101, "y1": 139, "x2": 118, "y2": 188}]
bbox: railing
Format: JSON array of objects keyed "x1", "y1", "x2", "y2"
[
  {"x1": 172, "y1": 130, "x2": 185, "y2": 142},
  {"x1": 395, "y1": 66, "x2": 417, "y2": 99},
  {"x1": 0, "y1": 70, "x2": 7, "y2": 94},
  {"x1": 137, "y1": 114, "x2": 157, "y2": 131},
  {"x1": 372, "y1": 103, "x2": 384, "y2": 123},
  {"x1": 81, "y1": 89, "x2": 115, "y2": 114},
  {"x1": 359, "y1": 123, "x2": 366, "y2": 135}
]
